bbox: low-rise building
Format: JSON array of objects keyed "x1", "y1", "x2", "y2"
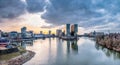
[
  {"x1": 25, "y1": 31, "x2": 33, "y2": 38},
  {"x1": 56, "y1": 29, "x2": 62, "y2": 37},
  {"x1": 9, "y1": 31, "x2": 18, "y2": 39},
  {"x1": 89, "y1": 31, "x2": 104, "y2": 37}
]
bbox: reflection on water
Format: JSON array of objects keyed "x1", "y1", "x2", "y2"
[
  {"x1": 10, "y1": 40, "x2": 34, "y2": 48},
  {"x1": 95, "y1": 43, "x2": 120, "y2": 60},
  {"x1": 71, "y1": 40, "x2": 78, "y2": 53},
  {"x1": 67, "y1": 41, "x2": 70, "y2": 53},
  {"x1": 66, "y1": 40, "x2": 78, "y2": 54},
  {"x1": 23, "y1": 37, "x2": 120, "y2": 65}
]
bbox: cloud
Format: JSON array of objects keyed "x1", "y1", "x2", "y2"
[
  {"x1": 0, "y1": 0, "x2": 46, "y2": 19},
  {"x1": 0, "y1": 0, "x2": 46, "y2": 22},
  {"x1": 26, "y1": 0, "x2": 46, "y2": 13},
  {"x1": 42, "y1": 0, "x2": 96, "y2": 25},
  {"x1": 0, "y1": 0, "x2": 26, "y2": 19},
  {"x1": 41, "y1": 25, "x2": 55, "y2": 28},
  {"x1": 41, "y1": 0, "x2": 120, "y2": 32},
  {"x1": 0, "y1": 0, "x2": 120, "y2": 32}
]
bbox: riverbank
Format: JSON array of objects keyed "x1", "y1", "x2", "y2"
[
  {"x1": 96, "y1": 33, "x2": 120, "y2": 52},
  {"x1": 0, "y1": 50, "x2": 35, "y2": 65}
]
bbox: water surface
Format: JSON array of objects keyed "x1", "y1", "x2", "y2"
[{"x1": 23, "y1": 37, "x2": 120, "y2": 65}]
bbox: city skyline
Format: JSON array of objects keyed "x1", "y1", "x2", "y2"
[
  {"x1": 0, "y1": 0, "x2": 120, "y2": 34},
  {"x1": 1, "y1": 0, "x2": 120, "y2": 65}
]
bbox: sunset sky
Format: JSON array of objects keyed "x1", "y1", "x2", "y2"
[{"x1": 0, "y1": 0, "x2": 120, "y2": 34}]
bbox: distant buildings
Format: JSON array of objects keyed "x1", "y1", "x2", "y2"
[
  {"x1": 49, "y1": 30, "x2": 51, "y2": 35},
  {"x1": 71, "y1": 25, "x2": 74, "y2": 32},
  {"x1": 56, "y1": 29, "x2": 62, "y2": 37},
  {"x1": 34, "y1": 34, "x2": 45, "y2": 38},
  {"x1": 66, "y1": 24, "x2": 70, "y2": 36},
  {"x1": 17, "y1": 33, "x2": 22, "y2": 39},
  {"x1": 25, "y1": 31, "x2": 33, "y2": 38},
  {"x1": 70, "y1": 24, "x2": 78, "y2": 36},
  {"x1": 0, "y1": 30, "x2": 2, "y2": 37},
  {"x1": 84, "y1": 31, "x2": 104, "y2": 37},
  {"x1": 74, "y1": 24, "x2": 78, "y2": 35},
  {"x1": 66, "y1": 24, "x2": 78, "y2": 36},
  {"x1": 56, "y1": 24, "x2": 78, "y2": 37},
  {"x1": 1, "y1": 32, "x2": 9, "y2": 37},
  {"x1": 21, "y1": 27, "x2": 34, "y2": 39},
  {"x1": 92, "y1": 31, "x2": 104, "y2": 36},
  {"x1": 21, "y1": 27, "x2": 27, "y2": 38},
  {"x1": 21, "y1": 27, "x2": 27, "y2": 33},
  {"x1": 9, "y1": 31, "x2": 18, "y2": 39},
  {"x1": 40, "y1": 31, "x2": 43, "y2": 34}
]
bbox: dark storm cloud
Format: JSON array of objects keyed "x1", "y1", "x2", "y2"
[
  {"x1": 0, "y1": 0, "x2": 26, "y2": 19},
  {"x1": 26, "y1": 0, "x2": 45, "y2": 13},
  {"x1": 42, "y1": 0, "x2": 96, "y2": 25},
  {"x1": 0, "y1": 0, "x2": 46, "y2": 20},
  {"x1": 41, "y1": 0, "x2": 120, "y2": 29}
]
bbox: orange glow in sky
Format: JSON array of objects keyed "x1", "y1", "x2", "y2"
[{"x1": 0, "y1": 12, "x2": 84, "y2": 34}]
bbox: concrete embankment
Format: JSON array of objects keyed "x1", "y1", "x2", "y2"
[{"x1": 0, "y1": 51, "x2": 35, "y2": 65}]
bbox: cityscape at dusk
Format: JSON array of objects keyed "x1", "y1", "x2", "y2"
[
  {"x1": 0, "y1": 0, "x2": 120, "y2": 65},
  {"x1": 0, "y1": 0, "x2": 120, "y2": 33}
]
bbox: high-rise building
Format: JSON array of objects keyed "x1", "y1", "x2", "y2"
[
  {"x1": 71, "y1": 25, "x2": 74, "y2": 32},
  {"x1": 21, "y1": 27, "x2": 27, "y2": 38},
  {"x1": 70, "y1": 24, "x2": 78, "y2": 36},
  {"x1": 66, "y1": 24, "x2": 70, "y2": 36},
  {"x1": 70, "y1": 25, "x2": 75, "y2": 36},
  {"x1": 74, "y1": 24, "x2": 78, "y2": 35}
]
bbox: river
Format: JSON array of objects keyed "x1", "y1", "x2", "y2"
[{"x1": 23, "y1": 37, "x2": 120, "y2": 65}]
